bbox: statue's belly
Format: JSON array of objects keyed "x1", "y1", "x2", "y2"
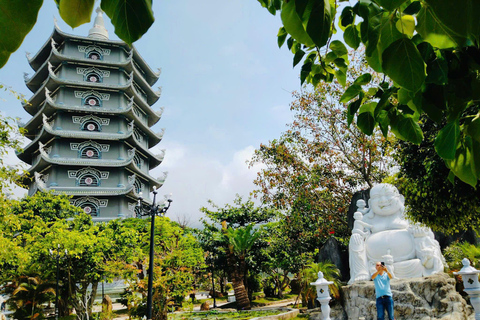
[{"x1": 365, "y1": 230, "x2": 415, "y2": 262}]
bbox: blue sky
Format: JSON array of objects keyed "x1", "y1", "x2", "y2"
[{"x1": 0, "y1": 1, "x2": 302, "y2": 226}]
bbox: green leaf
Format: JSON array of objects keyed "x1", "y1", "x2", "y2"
[
  {"x1": 101, "y1": 0, "x2": 154, "y2": 45},
  {"x1": 382, "y1": 38, "x2": 426, "y2": 92},
  {"x1": 377, "y1": 15, "x2": 404, "y2": 53},
  {"x1": 306, "y1": 0, "x2": 333, "y2": 47},
  {"x1": 445, "y1": 138, "x2": 478, "y2": 187},
  {"x1": 293, "y1": 49, "x2": 306, "y2": 67},
  {"x1": 357, "y1": 102, "x2": 377, "y2": 135},
  {"x1": 365, "y1": 44, "x2": 382, "y2": 72},
  {"x1": 344, "y1": 24, "x2": 361, "y2": 49},
  {"x1": 425, "y1": 52, "x2": 448, "y2": 85},
  {"x1": 340, "y1": 6, "x2": 355, "y2": 28},
  {"x1": 0, "y1": 0, "x2": 43, "y2": 68},
  {"x1": 416, "y1": 6, "x2": 462, "y2": 49},
  {"x1": 277, "y1": 27, "x2": 288, "y2": 48},
  {"x1": 424, "y1": 0, "x2": 475, "y2": 39},
  {"x1": 329, "y1": 40, "x2": 348, "y2": 57},
  {"x1": 300, "y1": 61, "x2": 312, "y2": 85},
  {"x1": 59, "y1": 0, "x2": 94, "y2": 28},
  {"x1": 333, "y1": 58, "x2": 348, "y2": 72},
  {"x1": 340, "y1": 84, "x2": 362, "y2": 103},
  {"x1": 390, "y1": 113, "x2": 424, "y2": 144},
  {"x1": 397, "y1": 88, "x2": 413, "y2": 104},
  {"x1": 374, "y1": 0, "x2": 408, "y2": 12},
  {"x1": 434, "y1": 120, "x2": 460, "y2": 160},
  {"x1": 365, "y1": 11, "x2": 383, "y2": 57},
  {"x1": 471, "y1": 139, "x2": 480, "y2": 178},
  {"x1": 347, "y1": 97, "x2": 362, "y2": 126},
  {"x1": 395, "y1": 15, "x2": 415, "y2": 38},
  {"x1": 353, "y1": 73, "x2": 372, "y2": 86},
  {"x1": 376, "y1": 109, "x2": 390, "y2": 136},
  {"x1": 467, "y1": 114, "x2": 480, "y2": 143},
  {"x1": 403, "y1": 1, "x2": 421, "y2": 15},
  {"x1": 335, "y1": 69, "x2": 347, "y2": 87},
  {"x1": 281, "y1": 0, "x2": 332, "y2": 48}
]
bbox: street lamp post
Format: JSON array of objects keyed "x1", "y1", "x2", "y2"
[
  {"x1": 136, "y1": 187, "x2": 172, "y2": 320},
  {"x1": 49, "y1": 245, "x2": 67, "y2": 320},
  {"x1": 209, "y1": 253, "x2": 217, "y2": 308}
]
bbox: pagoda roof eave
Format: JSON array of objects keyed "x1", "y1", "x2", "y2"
[
  {"x1": 34, "y1": 171, "x2": 163, "y2": 196},
  {"x1": 23, "y1": 100, "x2": 164, "y2": 147},
  {"x1": 17, "y1": 117, "x2": 164, "y2": 168},
  {"x1": 25, "y1": 69, "x2": 160, "y2": 114},
  {"x1": 27, "y1": 23, "x2": 160, "y2": 84},
  {"x1": 23, "y1": 144, "x2": 165, "y2": 186},
  {"x1": 24, "y1": 88, "x2": 162, "y2": 127}
]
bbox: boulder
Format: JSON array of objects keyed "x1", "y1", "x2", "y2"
[
  {"x1": 200, "y1": 301, "x2": 210, "y2": 311},
  {"x1": 341, "y1": 273, "x2": 473, "y2": 320},
  {"x1": 318, "y1": 237, "x2": 349, "y2": 282},
  {"x1": 102, "y1": 295, "x2": 113, "y2": 313}
]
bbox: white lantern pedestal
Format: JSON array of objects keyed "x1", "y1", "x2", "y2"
[
  {"x1": 310, "y1": 271, "x2": 333, "y2": 320},
  {"x1": 454, "y1": 258, "x2": 480, "y2": 320}
]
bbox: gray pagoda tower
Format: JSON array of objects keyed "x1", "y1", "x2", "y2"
[{"x1": 18, "y1": 9, "x2": 166, "y2": 221}]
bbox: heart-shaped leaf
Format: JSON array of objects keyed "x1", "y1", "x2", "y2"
[
  {"x1": 59, "y1": 0, "x2": 94, "y2": 28},
  {"x1": 435, "y1": 120, "x2": 460, "y2": 160},
  {"x1": 101, "y1": 0, "x2": 154, "y2": 45},
  {"x1": 0, "y1": 0, "x2": 43, "y2": 68},
  {"x1": 382, "y1": 38, "x2": 426, "y2": 92}
]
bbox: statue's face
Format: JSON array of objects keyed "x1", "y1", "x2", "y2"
[{"x1": 369, "y1": 184, "x2": 401, "y2": 216}]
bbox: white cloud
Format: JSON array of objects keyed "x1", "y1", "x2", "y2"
[{"x1": 152, "y1": 143, "x2": 264, "y2": 228}]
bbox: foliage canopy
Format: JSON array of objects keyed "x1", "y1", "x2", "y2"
[
  {"x1": 258, "y1": 0, "x2": 480, "y2": 187},
  {"x1": 0, "y1": 0, "x2": 155, "y2": 68}
]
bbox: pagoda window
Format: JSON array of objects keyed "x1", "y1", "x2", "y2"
[
  {"x1": 133, "y1": 128, "x2": 145, "y2": 143},
  {"x1": 80, "y1": 202, "x2": 99, "y2": 216},
  {"x1": 81, "y1": 120, "x2": 101, "y2": 132},
  {"x1": 78, "y1": 173, "x2": 100, "y2": 187},
  {"x1": 134, "y1": 154, "x2": 142, "y2": 169},
  {"x1": 80, "y1": 146, "x2": 101, "y2": 159},
  {"x1": 134, "y1": 180, "x2": 142, "y2": 194},
  {"x1": 85, "y1": 72, "x2": 101, "y2": 83},
  {"x1": 87, "y1": 50, "x2": 102, "y2": 61},
  {"x1": 83, "y1": 95, "x2": 101, "y2": 107}
]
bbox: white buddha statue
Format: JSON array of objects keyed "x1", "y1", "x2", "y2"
[{"x1": 348, "y1": 184, "x2": 444, "y2": 283}]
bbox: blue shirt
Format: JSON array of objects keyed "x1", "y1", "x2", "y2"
[{"x1": 373, "y1": 273, "x2": 392, "y2": 298}]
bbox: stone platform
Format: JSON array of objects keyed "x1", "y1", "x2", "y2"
[{"x1": 310, "y1": 273, "x2": 474, "y2": 320}]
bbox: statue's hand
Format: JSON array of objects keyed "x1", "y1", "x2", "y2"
[{"x1": 411, "y1": 226, "x2": 428, "y2": 238}]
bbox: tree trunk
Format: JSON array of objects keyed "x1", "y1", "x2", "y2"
[
  {"x1": 227, "y1": 251, "x2": 250, "y2": 310},
  {"x1": 87, "y1": 281, "x2": 98, "y2": 316}
]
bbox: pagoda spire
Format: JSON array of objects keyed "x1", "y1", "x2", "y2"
[{"x1": 88, "y1": 7, "x2": 109, "y2": 40}]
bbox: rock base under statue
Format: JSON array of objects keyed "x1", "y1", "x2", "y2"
[{"x1": 309, "y1": 273, "x2": 473, "y2": 320}]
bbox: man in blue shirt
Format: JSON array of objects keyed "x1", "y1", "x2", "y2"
[{"x1": 372, "y1": 261, "x2": 394, "y2": 320}]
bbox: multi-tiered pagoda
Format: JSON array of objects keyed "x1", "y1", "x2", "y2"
[{"x1": 18, "y1": 9, "x2": 166, "y2": 221}]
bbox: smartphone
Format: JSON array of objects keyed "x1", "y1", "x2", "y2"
[{"x1": 381, "y1": 261, "x2": 385, "y2": 266}]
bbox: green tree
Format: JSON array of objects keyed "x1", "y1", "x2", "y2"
[
  {"x1": 221, "y1": 223, "x2": 261, "y2": 310},
  {"x1": 257, "y1": 220, "x2": 315, "y2": 298},
  {"x1": 249, "y1": 69, "x2": 393, "y2": 247},
  {"x1": 1, "y1": 193, "x2": 147, "y2": 319},
  {"x1": 198, "y1": 196, "x2": 278, "y2": 306},
  {"x1": 0, "y1": 0, "x2": 155, "y2": 68},
  {"x1": 391, "y1": 115, "x2": 480, "y2": 234},
  {"x1": 258, "y1": 0, "x2": 480, "y2": 187},
  {"x1": 4, "y1": 275, "x2": 55, "y2": 320},
  {"x1": 122, "y1": 217, "x2": 204, "y2": 320}
]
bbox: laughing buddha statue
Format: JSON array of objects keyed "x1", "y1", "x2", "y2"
[{"x1": 348, "y1": 184, "x2": 444, "y2": 284}]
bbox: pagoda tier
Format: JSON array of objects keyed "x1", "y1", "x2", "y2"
[
  {"x1": 18, "y1": 10, "x2": 167, "y2": 220},
  {"x1": 27, "y1": 21, "x2": 160, "y2": 85}
]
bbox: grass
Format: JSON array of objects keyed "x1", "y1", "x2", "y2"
[{"x1": 169, "y1": 310, "x2": 285, "y2": 320}]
